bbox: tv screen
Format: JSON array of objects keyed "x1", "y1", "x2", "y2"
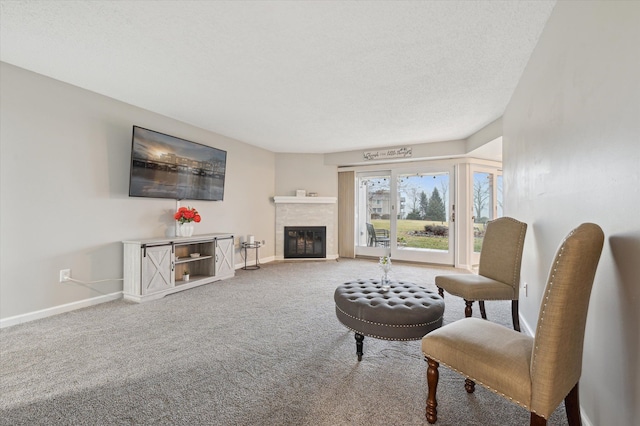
[{"x1": 129, "y1": 126, "x2": 227, "y2": 201}]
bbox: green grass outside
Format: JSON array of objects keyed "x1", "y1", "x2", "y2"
[
  {"x1": 371, "y1": 219, "x2": 449, "y2": 250},
  {"x1": 371, "y1": 219, "x2": 485, "y2": 251}
]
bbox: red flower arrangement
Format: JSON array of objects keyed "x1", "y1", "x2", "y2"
[{"x1": 174, "y1": 206, "x2": 201, "y2": 224}]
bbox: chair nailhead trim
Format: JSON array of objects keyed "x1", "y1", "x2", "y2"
[
  {"x1": 531, "y1": 233, "x2": 570, "y2": 377},
  {"x1": 440, "y1": 293, "x2": 517, "y2": 302},
  {"x1": 422, "y1": 353, "x2": 532, "y2": 411}
]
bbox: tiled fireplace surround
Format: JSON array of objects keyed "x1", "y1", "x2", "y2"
[{"x1": 274, "y1": 196, "x2": 338, "y2": 260}]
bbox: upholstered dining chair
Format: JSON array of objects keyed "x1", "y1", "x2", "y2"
[
  {"x1": 436, "y1": 217, "x2": 527, "y2": 331},
  {"x1": 422, "y1": 223, "x2": 604, "y2": 425}
]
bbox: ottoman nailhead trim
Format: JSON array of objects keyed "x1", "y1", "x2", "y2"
[
  {"x1": 341, "y1": 324, "x2": 422, "y2": 341},
  {"x1": 336, "y1": 305, "x2": 442, "y2": 328}
]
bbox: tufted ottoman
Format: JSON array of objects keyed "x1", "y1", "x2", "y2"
[{"x1": 335, "y1": 279, "x2": 445, "y2": 361}]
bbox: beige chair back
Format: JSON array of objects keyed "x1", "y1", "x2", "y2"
[
  {"x1": 478, "y1": 217, "x2": 528, "y2": 292},
  {"x1": 530, "y1": 223, "x2": 604, "y2": 418}
]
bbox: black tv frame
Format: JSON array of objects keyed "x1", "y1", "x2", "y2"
[{"x1": 128, "y1": 126, "x2": 227, "y2": 201}]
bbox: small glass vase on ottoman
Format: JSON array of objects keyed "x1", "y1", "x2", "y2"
[{"x1": 379, "y1": 255, "x2": 392, "y2": 291}]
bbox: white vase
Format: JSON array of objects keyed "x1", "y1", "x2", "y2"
[{"x1": 178, "y1": 222, "x2": 194, "y2": 237}]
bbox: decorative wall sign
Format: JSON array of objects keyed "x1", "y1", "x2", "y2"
[{"x1": 363, "y1": 147, "x2": 412, "y2": 161}]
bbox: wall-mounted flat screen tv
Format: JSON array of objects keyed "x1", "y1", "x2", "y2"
[{"x1": 129, "y1": 126, "x2": 227, "y2": 201}]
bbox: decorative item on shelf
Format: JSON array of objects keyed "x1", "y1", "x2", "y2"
[
  {"x1": 379, "y1": 255, "x2": 392, "y2": 291},
  {"x1": 296, "y1": 189, "x2": 306, "y2": 197},
  {"x1": 174, "y1": 206, "x2": 201, "y2": 237},
  {"x1": 190, "y1": 253, "x2": 200, "y2": 258},
  {"x1": 307, "y1": 192, "x2": 318, "y2": 197},
  {"x1": 183, "y1": 270, "x2": 190, "y2": 281}
]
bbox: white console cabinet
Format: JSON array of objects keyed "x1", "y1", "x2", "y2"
[{"x1": 123, "y1": 233, "x2": 235, "y2": 302}]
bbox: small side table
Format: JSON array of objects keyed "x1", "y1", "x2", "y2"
[{"x1": 241, "y1": 242, "x2": 261, "y2": 270}]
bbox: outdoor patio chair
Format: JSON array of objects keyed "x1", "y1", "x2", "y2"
[{"x1": 366, "y1": 223, "x2": 390, "y2": 247}]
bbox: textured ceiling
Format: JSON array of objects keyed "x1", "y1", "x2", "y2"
[{"x1": 0, "y1": 1, "x2": 555, "y2": 154}]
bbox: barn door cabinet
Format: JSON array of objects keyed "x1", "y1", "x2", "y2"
[{"x1": 123, "y1": 233, "x2": 235, "y2": 302}]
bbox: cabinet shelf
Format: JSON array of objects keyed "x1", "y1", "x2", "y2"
[
  {"x1": 175, "y1": 255, "x2": 213, "y2": 264},
  {"x1": 176, "y1": 275, "x2": 210, "y2": 285}
]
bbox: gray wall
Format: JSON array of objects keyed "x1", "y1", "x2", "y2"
[
  {"x1": 0, "y1": 62, "x2": 276, "y2": 319},
  {"x1": 503, "y1": 2, "x2": 639, "y2": 425},
  {"x1": 274, "y1": 153, "x2": 339, "y2": 259},
  {"x1": 274, "y1": 153, "x2": 337, "y2": 197}
]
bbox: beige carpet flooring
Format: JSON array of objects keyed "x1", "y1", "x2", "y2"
[{"x1": 0, "y1": 258, "x2": 569, "y2": 425}]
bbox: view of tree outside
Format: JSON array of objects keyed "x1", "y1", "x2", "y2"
[
  {"x1": 357, "y1": 168, "x2": 501, "y2": 259},
  {"x1": 419, "y1": 191, "x2": 429, "y2": 219},
  {"x1": 397, "y1": 173, "x2": 449, "y2": 220},
  {"x1": 473, "y1": 172, "x2": 493, "y2": 224},
  {"x1": 473, "y1": 171, "x2": 503, "y2": 253},
  {"x1": 358, "y1": 172, "x2": 451, "y2": 251},
  {"x1": 425, "y1": 187, "x2": 446, "y2": 221}
]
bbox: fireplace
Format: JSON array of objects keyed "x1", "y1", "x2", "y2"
[
  {"x1": 274, "y1": 196, "x2": 336, "y2": 260},
  {"x1": 284, "y1": 226, "x2": 327, "y2": 259}
]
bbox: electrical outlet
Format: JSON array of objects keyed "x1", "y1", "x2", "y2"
[
  {"x1": 59, "y1": 269, "x2": 71, "y2": 282},
  {"x1": 262, "y1": 240, "x2": 266, "y2": 245}
]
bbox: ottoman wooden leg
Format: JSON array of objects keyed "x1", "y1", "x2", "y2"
[{"x1": 355, "y1": 333, "x2": 364, "y2": 361}]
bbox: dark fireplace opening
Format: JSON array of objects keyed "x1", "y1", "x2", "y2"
[{"x1": 284, "y1": 226, "x2": 326, "y2": 259}]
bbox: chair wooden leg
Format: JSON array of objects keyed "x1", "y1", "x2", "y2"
[
  {"x1": 425, "y1": 357, "x2": 439, "y2": 424},
  {"x1": 530, "y1": 412, "x2": 547, "y2": 425},
  {"x1": 479, "y1": 301, "x2": 487, "y2": 319},
  {"x1": 437, "y1": 287, "x2": 443, "y2": 298},
  {"x1": 565, "y1": 382, "x2": 582, "y2": 426},
  {"x1": 464, "y1": 300, "x2": 473, "y2": 317},
  {"x1": 512, "y1": 300, "x2": 521, "y2": 332}
]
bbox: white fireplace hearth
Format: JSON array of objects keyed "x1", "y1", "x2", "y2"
[{"x1": 274, "y1": 196, "x2": 338, "y2": 260}]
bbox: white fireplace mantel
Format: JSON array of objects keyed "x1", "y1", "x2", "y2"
[{"x1": 273, "y1": 196, "x2": 337, "y2": 204}]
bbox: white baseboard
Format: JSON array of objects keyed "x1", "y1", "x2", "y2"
[
  {"x1": 4, "y1": 259, "x2": 280, "y2": 326},
  {"x1": 0, "y1": 292, "x2": 122, "y2": 329},
  {"x1": 235, "y1": 255, "x2": 275, "y2": 270},
  {"x1": 454, "y1": 263, "x2": 473, "y2": 271},
  {"x1": 260, "y1": 255, "x2": 276, "y2": 264},
  {"x1": 580, "y1": 407, "x2": 593, "y2": 426},
  {"x1": 581, "y1": 408, "x2": 594, "y2": 426},
  {"x1": 519, "y1": 312, "x2": 535, "y2": 337}
]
